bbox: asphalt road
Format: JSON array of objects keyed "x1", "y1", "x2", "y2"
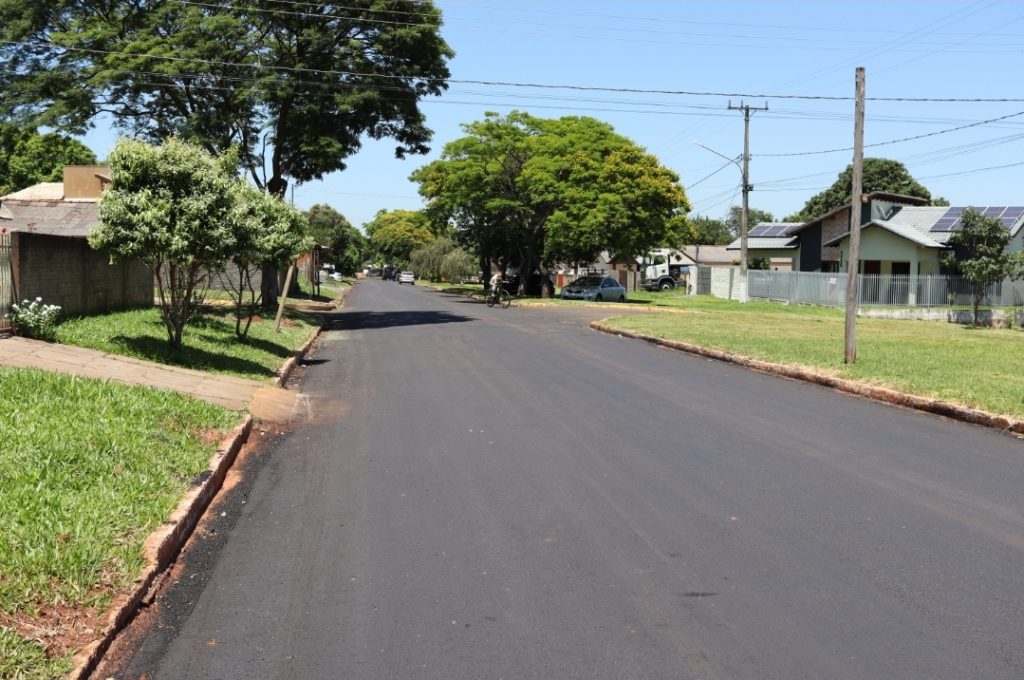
[{"x1": 107, "y1": 280, "x2": 1024, "y2": 680}]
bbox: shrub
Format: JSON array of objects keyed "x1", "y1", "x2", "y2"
[{"x1": 8, "y1": 297, "x2": 61, "y2": 341}]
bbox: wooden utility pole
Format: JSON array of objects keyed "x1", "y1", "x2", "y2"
[
  {"x1": 844, "y1": 68, "x2": 866, "y2": 364},
  {"x1": 728, "y1": 101, "x2": 768, "y2": 280}
]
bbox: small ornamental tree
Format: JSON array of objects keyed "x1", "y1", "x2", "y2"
[
  {"x1": 943, "y1": 207, "x2": 1023, "y2": 325},
  {"x1": 440, "y1": 247, "x2": 478, "y2": 283},
  {"x1": 225, "y1": 182, "x2": 313, "y2": 340},
  {"x1": 91, "y1": 138, "x2": 237, "y2": 348},
  {"x1": 410, "y1": 238, "x2": 457, "y2": 282}
]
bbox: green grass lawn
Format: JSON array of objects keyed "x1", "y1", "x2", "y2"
[
  {"x1": 55, "y1": 306, "x2": 318, "y2": 381},
  {"x1": 601, "y1": 296, "x2": 1024, "y2": 419},
  {"x1": 0, "y1": 368, "x2": 238, "y2": 679}
]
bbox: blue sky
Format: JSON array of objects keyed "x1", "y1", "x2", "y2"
[{"x1": 81, "y1": 0, "x2": 1024, "y2": 230}]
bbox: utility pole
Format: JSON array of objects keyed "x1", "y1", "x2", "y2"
[
  {"x1": 728, "y1": 100, "x2": 768, "y2": 279},
  {"x1": 844, "y1": 68, "x2": 866, "y2": 364}
]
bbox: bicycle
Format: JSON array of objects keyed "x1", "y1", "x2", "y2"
[{"x1": 485, "y1": 287, "x2": 512, "y2": 309}]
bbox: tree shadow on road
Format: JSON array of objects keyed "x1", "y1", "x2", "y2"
[{"x1": 321, "y1": 310, "x2": 473, "y2": 331}]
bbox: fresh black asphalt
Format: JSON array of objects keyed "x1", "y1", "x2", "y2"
[{"x1": 104, "y1": 280, "x2": 1024, "y2": 679}]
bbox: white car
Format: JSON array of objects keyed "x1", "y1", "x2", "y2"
[{"x1": 398, "y1": 271, "x2": 416, "y2": 285}]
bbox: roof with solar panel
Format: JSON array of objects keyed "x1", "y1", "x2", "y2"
[
  {"x1": 726, "y1": 222, "x2": 802, "y2": 251},
  {"x1": 823, "y1": 205, "x2": 1024, "y2": 248}
]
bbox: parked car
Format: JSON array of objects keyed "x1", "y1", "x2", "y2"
[
  {"x1": 560, "y1": 275, "x2": 627, "y2": 302},
  {"x1": 398, "y1": 271, "x2": 416, "y2": 285},
  {"x1": 329, "y1": 272, "x2": 344, "y2": 281}
]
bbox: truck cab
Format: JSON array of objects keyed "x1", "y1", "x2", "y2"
[{"x1": 641, "y1": 249, "x2": 690, "y2": 291}]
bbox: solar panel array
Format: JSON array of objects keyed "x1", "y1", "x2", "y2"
[
  {"x1": 748, "y1": 223, "x2": 797, "y2": 238},
  {"x1": 930, "y1": 206, "x2": 1024, "y2": 233}
]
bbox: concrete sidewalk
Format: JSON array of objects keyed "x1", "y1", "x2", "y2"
[{"x1": 0, "y1": 336, "x2": 303, "y2": 423}]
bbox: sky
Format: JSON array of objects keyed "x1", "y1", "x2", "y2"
[{"x1": 81, "y1": 0, "x2": 1024, "y2": 231}]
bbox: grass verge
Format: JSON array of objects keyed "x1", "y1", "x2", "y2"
[
  {"x1": 601, "y1": 296, "x2": 1024, "y2": 420},
  {"x1": 55, "y1": 306, "x2": 317, "y2": 381},
  {"x1": 0, "y1": 367, "x2": 238, "y2": 678}
]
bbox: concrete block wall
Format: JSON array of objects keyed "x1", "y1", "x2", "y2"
[
  {"x1": 13, "y1": 233, "x2": 151, "y2": 317},
  {"x1": 709, "y1": 266, "x2": 747, "y2": 302}
]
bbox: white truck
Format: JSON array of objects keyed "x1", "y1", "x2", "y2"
[{"x1": 640, "y1": 248, "x2": 691, "y2": 291}]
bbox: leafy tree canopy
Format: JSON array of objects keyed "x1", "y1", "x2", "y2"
[
  {"x1": 225, "y1": 180, "x2": 312, "y2": 338},
  {"x1": 411, "y1": 111, "x2": 691, "y2": 295},
  {"x1": 690, "y1": 215, "x2": 732, "y2": 245},
  {"x1": 0, "y1": 1, "x2": 453, "y2": 197},
  {"x1": 786, "y1": 158, "x2": 931, "y2": 222},
  {"x1": 365, "y1": 209, "x2": 434, "y2": 265},
  {"x1": 91, "y1": 138, "x2": 238, "y2": 347},
  {"x1": 725, "y1": 205, "x2": 775, "y2": 234},
  {"x1": 0, "y1": 124, "x2": 96, "y2": 196},
  {"x1": 306, "y1": 203, "x2": 363, "y2": 274}
]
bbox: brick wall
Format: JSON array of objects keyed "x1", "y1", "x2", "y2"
[{"x1": 12, "y1": 233, "x2": 152, "y2": 317}]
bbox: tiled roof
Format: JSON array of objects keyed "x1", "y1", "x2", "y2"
[
  {"x1": 822, "y1": 205, "x2": 1024, "y2": 248},
  {"x1": 1, "y1": 182, "x2": 64, "y2": 202},
  {"x1": 0, "y1": 200, "x2": 101, "y2": 238},
  {"x1": 683, "y1": 245, "x2": 733, "y2": 265}
]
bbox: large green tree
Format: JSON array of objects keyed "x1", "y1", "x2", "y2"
[
  {"x1": 364, "y1": 209, "x2": 434, "y2": 265},
  {"x1": 91, "y1": 138, "x2": 237, "y2": 348},
  {"x1": 0, "y1": 124, "x2": 96, "y2": 196},
  {"x1": 690, "y1": 215, "x2": 732, "y2": 245},
  {"x1": 306, "y1": 204, "x2": 363, "y2": 275},
  {"x1": 412, "y1": 112, "x2": 691, "y2": 296},
  {"x1": 787, "y1": 158, "x2": 931, "y2": 222},
  {"x1": 943, "y1": 208, "x2": 1023, "y2": 325},
  {"x1": 0, "y1": 1, "x2": 453, "y2": 198}
]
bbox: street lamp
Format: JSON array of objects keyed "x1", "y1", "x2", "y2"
[{"x1": 693, "y1": 141, "x2": 750, "y2": 280}]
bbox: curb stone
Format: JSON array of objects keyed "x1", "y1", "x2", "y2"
[
  {"x1": 69, "y1": 319, "x2": 326, "y2": 678},
  {"x1": 590, "y1": 320, "x2": 1024, "y2": 438},
  {"x1": 69, "y1": 417, "x2": 253, "y2": 680}
]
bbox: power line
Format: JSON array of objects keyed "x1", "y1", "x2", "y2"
[
  {"x1": 6, "y1": 39, "x2": 1024, "y2": 103},
  {"x1": 756, "y1": 109, "x2": 1024, "y2": 158},
  {"x1": 172, "y1": 1, "x2": 1024, "y2": 53},
  {"x1": 918, "y1": 159, "x2": 1024, "y2": 180}
]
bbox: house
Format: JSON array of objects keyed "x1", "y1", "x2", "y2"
[
  {"x1": 823, "y1": 204, "x2": 1024, "y2": 277},
  {"x1": 724, "y1": 224, "x2": 800, "y2": 270},
  {"x1": 0, "y1": 166, "x2": 152, "y2": 318},
  {"x1": 785, "y1": 192, "x2": 930, "y2": 272}
]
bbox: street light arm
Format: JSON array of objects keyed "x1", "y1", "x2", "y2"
[{"x1": 693, "y1": 141, "x2": 742, "y2": 169}]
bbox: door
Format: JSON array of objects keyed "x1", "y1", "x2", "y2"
[
  {"x1": 889, "y1": 262, "x2": 910, "y2": 305},
  {"x1": 861, "y1": 260, "x2": 881, "y2": 303}
]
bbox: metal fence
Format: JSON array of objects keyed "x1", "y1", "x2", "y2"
[
  {"x1": 0, "y1": 231, "x2": 12, "y2": 331},
  {"x1": 747, "y1": 270, "x2": 1024, "y2": 308}
]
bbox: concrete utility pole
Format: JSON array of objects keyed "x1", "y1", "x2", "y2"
[
  {"x1": 728, "y1": 100, "x2": 768, "y2": 278},
  {"x1": 844, "y1": 68, "x2": 866, "y2": 364}
]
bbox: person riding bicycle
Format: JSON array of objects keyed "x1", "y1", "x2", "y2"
[{"x1": 489, "y1": 271, "x2": 504, "y2": 299}]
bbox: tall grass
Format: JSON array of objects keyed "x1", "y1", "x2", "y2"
[{"x1": 0, "y1": 368, "x2": 237, "y2": 676}]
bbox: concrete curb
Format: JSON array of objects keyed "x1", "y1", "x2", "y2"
[
  {"x1": 68, "y1": 310, "x2": 330, "y2": 677},
  {"x1": 590, "y1": 320, "x2": 1024, "y2": 437},
  {"x1": 277, "y1": 325, "x2": 322, "y2": 387},
  {"x1": 69, "y1": 416, "x2": 254, "y2": 680}
]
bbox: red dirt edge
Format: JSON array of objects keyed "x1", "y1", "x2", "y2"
[
  {"x1": 67, "y1": 416, "x2": 254, "y2": 680},
  {"x1": 590, "y1": 320, "x2": 1024, "y2": 437}
]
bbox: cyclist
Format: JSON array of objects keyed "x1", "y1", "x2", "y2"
[{"x1": 489, "y1": 271, "x2": 504, "y2": 300}]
